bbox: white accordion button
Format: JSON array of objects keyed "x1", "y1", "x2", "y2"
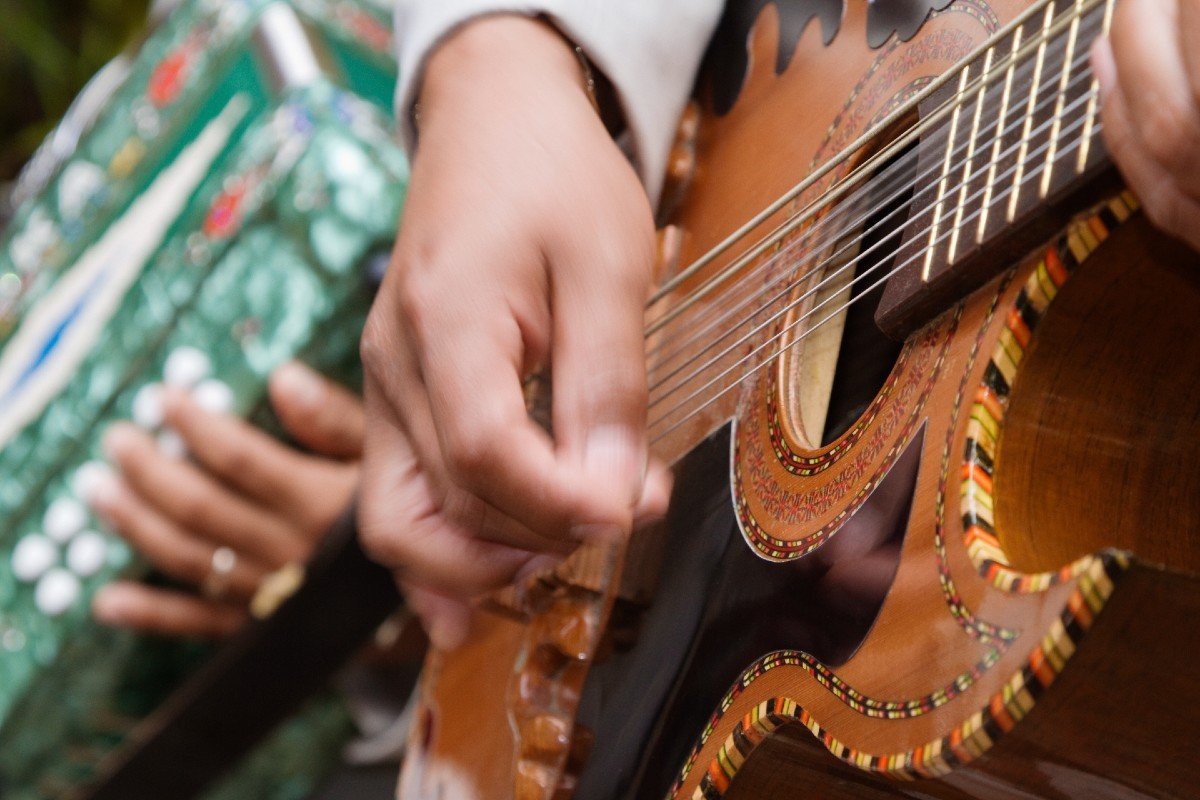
[
  {"x1": 132, "y1": 383, "x2": 165, "y2": 429},
  {"x1": 193, "y1": 379, "x2": 234, "y2": 414},
  {"x1": 12, "y1": 535, "x2": 57, "y2": 583},
  {"x1": 35, "y1": 569, "x2": 81, "y2": 617},
  {"x1": 72, "y1": 460, "x2": 115, "y2": 503},
  {"x1": 157, "y1": 428, "x2": 188, "y2": 460},
  {"x1": 163, "y1": 346, "x2": 211, "y2": 389},
  {"x1": 66, "y1": 531, "x2": 107, "y2": 577},
  {"x1": 44, "y1": 498, "x2": 87, "y2": 543}
]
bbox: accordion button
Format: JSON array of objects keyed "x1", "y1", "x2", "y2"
[
  {"x1": 132, "y1": 383, "x2": 165, "y2": 429},
  {"x1": 72, "y1": 460, "x2": 115, "y2": 504},
  {"x1": 12, "y1": 535, "x2": 57, "y2": 583},
  {"x1": 67, "y1": 531, "x2": 108, "y2": 578},
  {"x1": 194, "y1": 379, "x2": 235, "y2": 414},
  {"x1": 44, "y1": 498, "x2": 87, "y2": 543},
  {"x1": 164, "y1": 346, "x2": 212, "y2": 389},
  {"x1": 35, "y1": 569, "x2": 81, "y2": 617}
]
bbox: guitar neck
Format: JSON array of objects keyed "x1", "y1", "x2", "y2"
[{"x1": 876, "y1": 0, "x2": 1120, "y2": 339}]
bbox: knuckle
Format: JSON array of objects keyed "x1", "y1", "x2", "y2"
[
  {"x1": 443, "y1": 425, "x2": 497, "y2": 485},
  {"x1": 396, "y1": 272, "x2": 437, "y2": 339},
  {"x1": 586, "y1": 365, "x2": 647, "y2": 419},
  {"x1": 357, "y1": 509, "x2": 410, "y2": 568},
  {"x1": 207, "y1": 444, "x2": 253, "y2": 482},
  {"x1": 1140, "y1": 101, "x2": 1200, "y2": 172},
  {"x1": 177, "y1": 492, "x2": 218, "y2": 532},
  {"x1": 359, "y1": 316, "x2": 394, "y2": 376}
]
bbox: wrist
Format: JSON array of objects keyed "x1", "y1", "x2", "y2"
[{"x1": 417, "y1": 15, "x2": 589, "y2": 128}]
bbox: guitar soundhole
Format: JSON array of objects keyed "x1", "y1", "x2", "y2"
[
  {"x1": 818, "y1": 151, "x2": 911, "y2": 446},
  {"x1": 789, "y1": 145, "x2": 913, "y2": 448}
]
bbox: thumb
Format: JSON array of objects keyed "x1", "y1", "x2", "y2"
[
  {"x1": 402, "y1": 581, "x2": 472, "y2": 652},
  {"x1": 269, "y1": 362, "x2": 365, "y2": 459}
]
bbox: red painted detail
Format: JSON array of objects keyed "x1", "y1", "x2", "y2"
[
  {"x1": 203, "y1": 180, "x2": 248, "y2": 239},
  {"x1": 148, "y1": 43, "x2": 197, "y2": 107}
]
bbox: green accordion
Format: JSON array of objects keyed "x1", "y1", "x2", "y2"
[{"x1": 0, "y1": 0, "x2": 406, "y2": 796}]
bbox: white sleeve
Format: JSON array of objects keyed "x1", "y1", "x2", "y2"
[{"x1": 392, "y1": 0, "x2": 724, "y2": 203}]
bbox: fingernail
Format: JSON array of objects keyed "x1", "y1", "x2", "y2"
[
  {"x1": 583, "y1": 424, "x2": 643, "y2": 502},
  {"x1": 73, "y1": 460, "x2": 116, "y2": 504},
  {"x1": 92, "y1": 585, "x2": 132, "y2": 624},
  {"x1": 87, "y1": 472, "x2": 124, "y2": 512},
  {"x1": 101, "y1": 426, "x2": 136, "y2": 461},
  {"x1": 1091, "y1": 37, "x2": 1115, "y2": 100},
  {"x1": 273, "y1": 361, "x2": 323, "y2": 409}
]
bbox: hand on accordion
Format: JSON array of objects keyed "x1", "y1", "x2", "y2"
[{"x1": 87, "y1": 361, "x2": 363, "y2": 639}]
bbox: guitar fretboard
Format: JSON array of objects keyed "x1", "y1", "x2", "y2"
[{"x1": 878, "y1": 0, "x2": 1119, "y2": 336}]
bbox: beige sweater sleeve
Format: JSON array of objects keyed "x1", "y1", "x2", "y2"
[{"x1": 392, "y1": 0, "x2": 723, "y2": 203}]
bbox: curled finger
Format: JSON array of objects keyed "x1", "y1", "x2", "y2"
[{"x1": 93, "y1": 581, "x2": 246, "y2": 639}]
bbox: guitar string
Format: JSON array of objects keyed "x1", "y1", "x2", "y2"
[
  {"x1": 652, "y1": 0, "x2": 1108, "y2": 331},
  {"x1": 646, "y1": 71, "x2": 1099, "y2": 418},
  {"x1": 644, "y1": 0, "x2": 1070, "y2": 310},
  {"x1": 645, "y1": 40, "x2": 1096, "y2": 394},
  {"x1": 647, "y1": 101, "x2": 1099, "y2": 434},
  {"x1": 644, "y1": 0, "x2": 1103, "y2": 322},
  {"x1": 645, "y1": 0, "x2": 1106, "y2": 318},
  {"x1": 648, "y1": 127, "x2": 1098, "y2": 445},
  {"x1": 645, "y1": 41, "x2": 1095, "y2": 380},
  {"x1": 645, "y1": 0, "x2": 1104, "y2": 352},
  {"x1": 647, "y1": 115, "x2": 1100, "y2": 442}
]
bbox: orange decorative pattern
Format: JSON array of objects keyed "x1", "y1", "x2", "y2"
[{"x1": 671, "y1": 554, "x2": 1127, "y2": 798}]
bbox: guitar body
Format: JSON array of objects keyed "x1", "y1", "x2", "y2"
[{"x1": 400, "y1": 2, "x2": 1200, "y2": 798}]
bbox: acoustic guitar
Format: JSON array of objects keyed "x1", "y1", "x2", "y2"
[{"x1": 400, "y1": 0, "x2": 1200, "y2": 797}]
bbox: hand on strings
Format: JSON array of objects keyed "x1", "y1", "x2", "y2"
[
  {"x1": 1095, "y1": 0, "x2": 1200, "y2": 251},
  {"x1": 89, "y1": 362, "x2": 363, "y2": 639},
  {"x1": 358, "y1": 15, "x2": 672, "y2": 651}
]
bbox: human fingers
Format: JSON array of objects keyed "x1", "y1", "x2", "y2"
[
  {"x1": 362, "y1": 295, "x2": 568, "y2": 555},
  {"x1": 93, "y1": 581, "x2": 246, "y2": 639},
  {"x1": 162, "y1": 389, "x2": 346, "y2": 522},
  {"x1": 1095, "y1": 35, "x2": 1200, "y2": 251},
  {"x1": 401, "y1": 581, "x2": 472, "y2": 651},
  {"x1": 89, "y1": 476, "x2": 266, "y2": 598},
  {"x1": 269, "y1": 361, "x2": 365, "y2": 459},
  {"x1": 383, "y1": 248, "x2": 586, "y2": 546},
  {"x1": 357, "y1": 384, "x2": 541, "y2": 596},
  {"x1": 415, "y1": 319, "x2": 581, "y2": 541},
  {"x1": 1107, "y1": 0, "x2": 1197, "y2": 174},
  {"x1": 1103, "y1": 0, "x2": 1200, "y2": 198},
  {"x1": 547, "y1": 175, "x2": 658, "y2": 540},
  {"x1": 103, "y1": 423, "x2": 307, "y2": 566},
  {"x1": 633, "y1": 459, "x2": 674, "y2": 527}
]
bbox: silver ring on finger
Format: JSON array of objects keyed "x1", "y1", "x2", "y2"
[{"x1": 200, "y1": 546, "x2": 238, "y2": 601}]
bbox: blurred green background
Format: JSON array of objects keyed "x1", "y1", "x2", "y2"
[{"x1": 0, "y1": 0, "x2": 151, "y2": 182}]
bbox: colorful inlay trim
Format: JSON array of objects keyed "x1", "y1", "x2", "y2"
[
  {"x1": 961, "y1": 192, "x2": 1139, "y2": 591},
  {"x1": 932, "y1": 267, "x2": 1019, "y2": 645},
  {"x1": 734, "y1": 316, "x2": 955, "y2": 561},
  {"x1": 670, "y1": 553, "x2": 1127, "y2": 798}
]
